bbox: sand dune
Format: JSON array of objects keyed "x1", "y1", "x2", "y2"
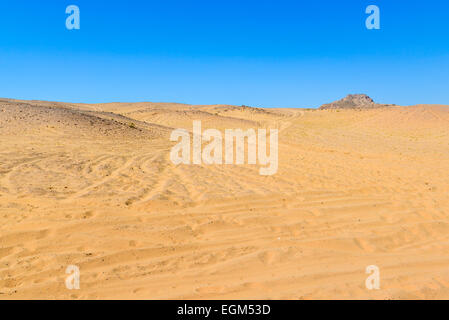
[{"x1": 1, "y1": 99, "x2": 449, "y2": 299}]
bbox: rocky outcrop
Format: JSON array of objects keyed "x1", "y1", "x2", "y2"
[{"x1": 319, "y1": 94, "x2": 394, "y2": 110}]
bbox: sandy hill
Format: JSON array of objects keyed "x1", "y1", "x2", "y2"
[
  {"x1": 0, "y1": 99, "x2": 169, "y2": 139},
  {"x1": 1, "y1": 98, "x2": 449, "y2": 299},
  {"x1": 82, "y1": 101, "x2": 290, "y2": 131}
]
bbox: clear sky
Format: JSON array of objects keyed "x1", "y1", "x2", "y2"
[{"x1": 0, "y1": 0, "x2": 448, "y2": 108}]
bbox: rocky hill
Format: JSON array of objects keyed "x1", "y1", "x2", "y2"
[{"x1": 319, "y1": 94, "x2": 394, "y2": 110}]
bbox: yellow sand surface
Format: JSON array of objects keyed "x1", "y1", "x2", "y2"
[{"x1": 1, "y1": 98, "x2": 449, "y2": 299}]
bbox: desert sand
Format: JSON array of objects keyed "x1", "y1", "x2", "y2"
[{"x1": 1, "y1": 98, "x2": 449, "y2": 299}]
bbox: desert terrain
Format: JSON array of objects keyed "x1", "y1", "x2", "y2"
[{"x1": 1, "y1": 97, "x2": 449, "y2": 299}]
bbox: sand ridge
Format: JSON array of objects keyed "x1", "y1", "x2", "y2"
[{"x1": 1, "y1": 99, "x2": 449, "y2": 299}]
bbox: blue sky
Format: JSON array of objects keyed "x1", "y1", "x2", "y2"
[{"x1": 0, "y1": 0, "x2": 448, "y2": 108}]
